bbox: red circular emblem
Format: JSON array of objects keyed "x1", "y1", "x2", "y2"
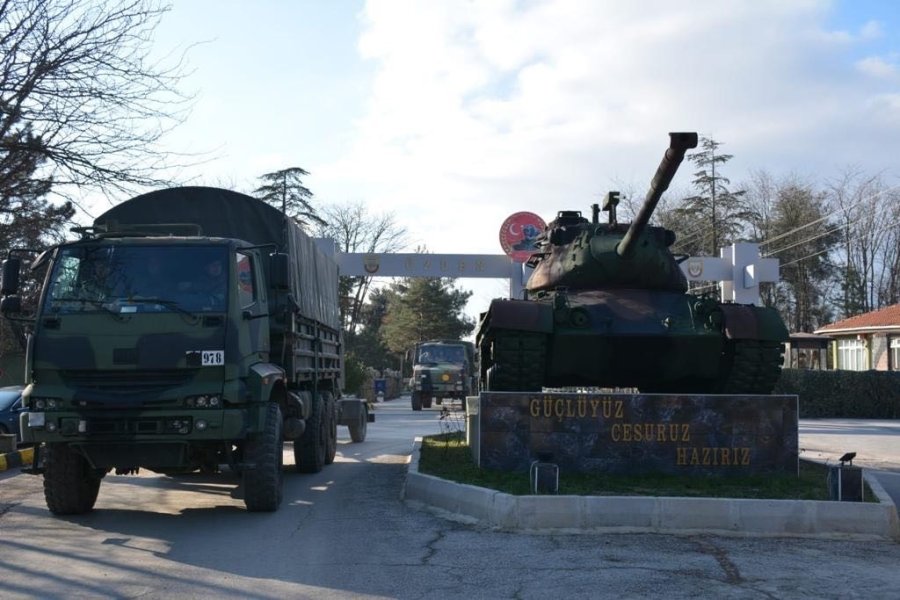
[{"x1": 499, "y1": 212, "x2": 547, "y2": 263}]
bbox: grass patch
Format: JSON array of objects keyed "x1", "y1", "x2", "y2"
[{"x1": 419, "y1": 433, "x2": 877, "y2": 501}]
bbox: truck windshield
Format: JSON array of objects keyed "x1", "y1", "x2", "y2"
[
  {"x1": 44, "y1": 245, "x2": 229, "y2": 315},
  {"x1": 418, "y1": 345, "x2": 466, "y2": 364}
]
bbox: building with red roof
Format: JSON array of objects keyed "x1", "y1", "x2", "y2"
[{"x1": 814, "y1": 303, "x2": 900, "y2": 371}]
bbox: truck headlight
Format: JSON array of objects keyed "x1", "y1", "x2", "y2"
[
  {"x1": 32, "y1": 397, "x2": 60, "y2": 409},
  {"x1": 185, "y1": 395, "x2": 222, "y2": 408}
]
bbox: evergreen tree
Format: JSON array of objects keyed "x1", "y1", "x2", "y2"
[
  {"x1": 678, "y1": 136, "x2": 748, "y2": 256},
  {"x1": 380, "y1": 277, "x2": 474, "y2": 358},
  {"x1": 254, "y1": 167, "x2": 325, "y2": 229}
]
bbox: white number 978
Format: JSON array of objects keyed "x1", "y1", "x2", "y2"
[{"x1": 202, "y1": 351, "x2": 224, "y2": 366}]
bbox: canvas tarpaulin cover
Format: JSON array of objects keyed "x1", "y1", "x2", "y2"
[{"x1": 95, "y1": 186, "x2": 341, "y2": 330}]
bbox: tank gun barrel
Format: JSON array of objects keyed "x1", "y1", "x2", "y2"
[{"x1": 617, "y1": 132, "x2": 698, "y2": 258}]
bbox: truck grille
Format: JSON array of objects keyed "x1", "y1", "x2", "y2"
[{"x1": 60, "y1": 369, "x2": 197, "y2": 395}]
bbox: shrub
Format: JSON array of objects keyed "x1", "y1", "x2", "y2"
[{"x1": 774, "y1": 369, "x2": 900, "y2": 418}]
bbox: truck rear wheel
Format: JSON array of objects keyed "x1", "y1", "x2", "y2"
[
  {"x1": 323, "y1": 392, "x2": 337, "y2": 465},
  {"x1": 348, "y1": 405, "x2": 367, "y2": 443},
  {"x1": 43, "y1": 444, "x2": 102, "y2": 515},
  {"x1": 411, "y1": 392, "x2": 422, "y2": 411},
  {"x1": 295, "y1": 393, "x2": 326, "y2": 473},
  {"x1": 422, "y1": 396, "x2": 433, "y2": 409},
  {"x1": 243, "y1": 403, "x2": 284, "y2": 512}
]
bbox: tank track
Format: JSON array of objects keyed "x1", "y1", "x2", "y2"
[
  {"x1": 483, "y1": 331, "x2": 546, "y2": 392},
  {"x1": 719, "y1": 339, "x2": 785, "y2": 394}
]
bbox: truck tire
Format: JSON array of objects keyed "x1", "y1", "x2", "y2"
[
  {"x1": 43, "y1": 443, "x2": 102, "y2": 515},
  {"x1": 295, "y1": 393, "x2": 326, "y2": 473},
  {"x1": 411, "y1": 392, "x2": 422, "y2": 411},
  {"x1": 422, "y1": 396, "x2": 433, "y2": 409},
  {"x1": 323, "y1": 392, "x2": 337, "y2": 465},
  {"x1": 348, "y1": 405, "x2": 367, "y2": 443},
  {"x1": 243, "y1": 403, "x2": 284, "y2": 512}
]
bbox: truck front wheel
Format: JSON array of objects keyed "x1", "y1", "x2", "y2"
[
  {"x1": 411, "y1": 392, "x2": 422, "y2": 411},
  {"x1": 43, "y1": 444, "x2": 102, "y2": 515},
  {"x1": 243, "y1": 403, "x2": 284, "y2": 512}
]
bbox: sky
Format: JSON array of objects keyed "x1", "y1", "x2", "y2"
[{"x1": 123, "y1": 0, "x2": 900, "y2": 328}]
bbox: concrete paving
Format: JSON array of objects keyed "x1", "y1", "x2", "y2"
[{"x1": 404, "y1": 437, "x2": 900, "y2": 540}]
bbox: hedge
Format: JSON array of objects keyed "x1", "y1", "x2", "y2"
[{"x1": 774, "y1": 369, "x2": 900, "y2": 418}]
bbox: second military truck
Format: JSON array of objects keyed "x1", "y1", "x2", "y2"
[
  {"x1": 409, "y1": 340, "x2": 476, "y2": 410},
  {"x1": 2, "y1": 187, "x2": 372, "y2": 514}
]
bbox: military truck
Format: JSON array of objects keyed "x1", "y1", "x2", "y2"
[
  {"x1": 408, "y1": 340, "x2": 476, "y2": 410},
  {"x1": 0, "y1": 187, "x2": 372, "y2": 514}
]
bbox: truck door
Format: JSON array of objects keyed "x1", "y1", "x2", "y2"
[{"x1": 236, "y1": 251, "x2": 268, "y2": 359}]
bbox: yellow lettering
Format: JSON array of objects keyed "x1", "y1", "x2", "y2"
[
  {"x1": 676, "y1": 447, "x2": 687, "y2": 465},
  {"x1": 566, "y1": 399, "x2": 575, "y2": 418},
  {"x1": 702, "y1": 447, "x2": 711, "y2": 466},
  {"x1": 611, "y1": 424, "x2": 621, "y2": 442},
  {"x1": 721, "y1": 448, "x2": 730, "y2": 465},
  {"x1": 669, "y1": 424, "x2": 679, "y2": 441},
  {"x1": 657, "y1": 424, "x2": 667, "y2": 442},
  {"x1": 577, "y1": 399, "x2": 587, "y2": 418},
  {"x1": 602, "y1": 400, "x2": 612, "y2": 419},
  {"x1": 530, "y1": 399, "x2": 540, "y2": 417},
  {"x1": 623, "y1": 424, "x2": 632, "y2": 442},
  {"x1": 590, "y1": 399, "x2": 600, "y2": 417},
  {"x1": 681, "y1": 424, "x2": 691, "y2": 442},
  {"x1": 690, "y1": 448, "x2": 700, "y2": 465},
  {"x1": 543, "y1": 398, "x2": 552, "y2": 418},
  {"x1": 741, "y1": 448, "x2": 751, "y2": 465},
  {"x1": 554, "y1": 399, "x2": 564, "y2": 420},
  {"x1": 615, "y1": 401, "x2": 624, "y2": 419}
]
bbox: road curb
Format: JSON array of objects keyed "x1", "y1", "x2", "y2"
[
  {"x1": 0, "y1": 446, "x2": 33, "y2": 472},
  {"x1": 403, "y1": 438, "x2": 900, "y2": 540}
]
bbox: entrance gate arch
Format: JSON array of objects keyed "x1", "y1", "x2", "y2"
[{"x1": 318, "y1": 241, "x2": 780, "y2": 306}]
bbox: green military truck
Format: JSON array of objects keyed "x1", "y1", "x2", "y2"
[
  {"x1": 409, "y1": 340, "x2": 476, "y2": 410},
  {"x1": 0, "y1": 187, "x2": 372, "y2": 514}
]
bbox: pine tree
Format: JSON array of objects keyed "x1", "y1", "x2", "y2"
[
  {"x1": 380, "y1": 278, "x2": 474, "y2": 356},
  {"x1": 254, "y1": 167, "x2": 325, "y2": 229}
]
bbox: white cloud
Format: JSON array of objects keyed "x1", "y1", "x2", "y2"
[
  {"x1": 856, "y1": 56, "x2": 899, "y2": 79},
  {"x1": 311, "y1": 1, "x2": 900, "y2": 322}
]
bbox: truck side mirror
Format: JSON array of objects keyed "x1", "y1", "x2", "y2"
[
  {"x1": 1, "y1": 258, "x2": 21, "y2": 295},
  {"x1": 269, "y1": 253, "x2": 289, "y2": 290}
]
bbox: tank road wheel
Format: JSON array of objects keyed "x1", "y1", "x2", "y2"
[
  {"x1": 411, "y1": 392, "x2": 423, "y2": 411},
  {"x1": 488, "y1": 332, "x2": 547, "y2": 391},
  {"x1": 296, "y1": 393, "x2": 326, "y2": 473},
  {"x1": 348, "y1": 404, "x2": 368, "y2": 443},
  {"x1": 323, "y1": 392, "x2": 338, "y2": 465},
  {"x1": 719, "y1": 339, "x2": 785, "y2": 394},
  {"x1": 243, "y1": 402, "x2": 284, "y2": 512},
  {"x1": 43, "y1": 444, "x2": 102, "y2": 515},
  {"x1": 422, "y1": 396, "x2": 433, "y2": 409}
]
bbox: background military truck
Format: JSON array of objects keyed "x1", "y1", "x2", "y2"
[
  {"x1": 0, "y1": 186, "x2": 372, "y2": 514},
  {"x1": 408, "y1": 340, "x2": 476, "y2": 410}
]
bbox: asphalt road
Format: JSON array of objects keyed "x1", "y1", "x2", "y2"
[{"x1": 1, "y1": 399, "x2": 899, "y2": 599}]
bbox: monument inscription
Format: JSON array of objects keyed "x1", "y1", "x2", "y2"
[{"x1": 476, "y1": 392, "x2": 799, "y2": 476}]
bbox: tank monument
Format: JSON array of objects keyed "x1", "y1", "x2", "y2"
[{"x1": 471, "y1": 133, "x2": 797, "y2": 478}]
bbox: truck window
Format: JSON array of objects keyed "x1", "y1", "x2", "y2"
[
  {"x1": 44, "y1": 245, "x2": 229, "y2": 315},
  {"x1": 236, "y1": 252, "x2": 255, "y2": 308}
]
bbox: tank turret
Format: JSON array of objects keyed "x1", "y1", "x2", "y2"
[
  {"x1": 476, "y1": 132, "x2": 788, "y2": 395},
  {"x1": 527, "y1": 132, "x2": 698, "y2": 293}
]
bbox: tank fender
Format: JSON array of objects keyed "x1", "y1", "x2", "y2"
[
  {"x1": 719, "y1": 304, "x2": 789, "y2": 341},
  {"x1": 481, "y1": 299, "x2": 553, "y2": 333}
]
